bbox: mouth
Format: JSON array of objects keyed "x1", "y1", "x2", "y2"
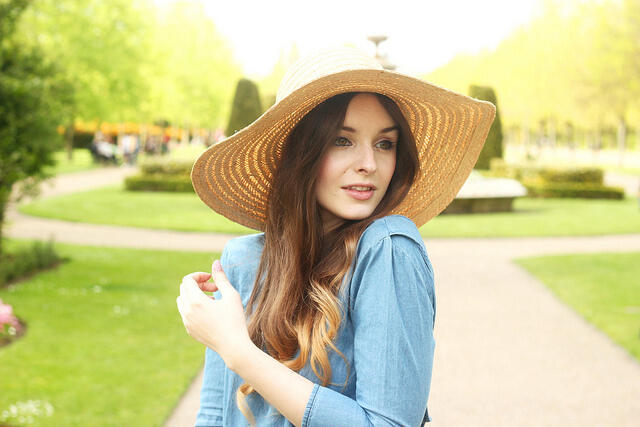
[
  {"x1": 341, "y1": 184, "x2": 376, "y2": 200},
  {"x1": 341, "y1": 184, "x2": 377, "y2": 191}
]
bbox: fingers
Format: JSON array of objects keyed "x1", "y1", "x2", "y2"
[
  {"x1": 183, "y1": 272, "x2": 218, "y2": 292},
  {"x1": 180, "y1": 276, "x2": 207, "y2": 302},
  {"x1": 176, "y1": 295, "x2": 185, "y2": 316},
  {"x1": 211, "y1": 259, "x2": 235, "y2": 297},
  {"x1": 188, "y1": 272, "x2": 212, "y2": 283}
]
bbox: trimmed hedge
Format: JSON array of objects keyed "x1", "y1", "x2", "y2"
[
  {"x1": 139, "y1": 158, "x2": 194, "y2": 175},
  {"x1": 489, "y1": 159, "x2": 604, "y2": 184},
  {"x1": 226, "y1": 78, "x2": 262, "y2": 137},
  {"x1": 537, "y1": 168, "x2": 603, "y2": 185},
  {"x1": 523, "y1": 181, "x2": 625, "y2": 199},
  {"x1": 488, "y1": 159, "x2": 623, "y2": 199},
  {"x1": 124, "y1": 174, "x2": 194, "y2": 192},
  {"x1": 469, "y1": 85, "x2": 503, "y2": 170},
  {"x1": 0, "y1": 240, "x2": 62, "y2": 287},
  {"x1": 125, "y1": 157, "x2": 196, "y2": 192}
]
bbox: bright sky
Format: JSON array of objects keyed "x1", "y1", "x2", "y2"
[{"x1": 200, "y1": 0, "x2": 542, "y2": 78}]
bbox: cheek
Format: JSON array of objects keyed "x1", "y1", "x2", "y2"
[
  {"x1": 316, "y1": 151, "x2": 344, "y2": 191},
  {"x1": 382, "y1": 154, "x2": 397, "y2": 185},
  {"x1": 316, "y1": 153, "x2": 336, "y2": 196}
]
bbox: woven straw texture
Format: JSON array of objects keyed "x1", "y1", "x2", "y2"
[{"x1": 191, "y1": 47, "x2": 496, "y2": 231}]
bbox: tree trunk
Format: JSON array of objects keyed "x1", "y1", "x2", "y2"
[
  {"x1": 0, "y1": 187, "x2": 9, "y2": 257},
  {"x1": 617, "y1": 116, "x2": 626, "y2": 167},
  {"x1": 549, "y1": 119, "x2": 557, "y2": 149},
  {"x1": 565, "y1": 122, "x2": 575, "y2": 150},
  {"x1": 522, "y1": 125, "x2": 529, "y2": 161},
  {"x1": 65, "y1": 119, "x2": 75, "y2": 161}
]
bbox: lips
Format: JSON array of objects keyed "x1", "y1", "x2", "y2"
[{"x1": 342, "y1": 184, "x2": 376, "y2": 201}]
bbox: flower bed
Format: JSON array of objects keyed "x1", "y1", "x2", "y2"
[{"x1": 0, "y1": 299, "x2": 25, "y2": 348}]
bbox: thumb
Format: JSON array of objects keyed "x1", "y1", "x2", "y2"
[{"x1": 212, "y1": 259, "x2": 234, "y2": 297}]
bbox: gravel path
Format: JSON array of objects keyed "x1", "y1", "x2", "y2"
[{"x1": 5, "y1": 168, "x2": 640, "y2": 426}]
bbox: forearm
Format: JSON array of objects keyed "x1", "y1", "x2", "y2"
[{"x1": 229, "y1": 343, "x2": 315, "y2": 427}]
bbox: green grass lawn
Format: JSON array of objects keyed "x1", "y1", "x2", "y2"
[
  {"x1": 515, "y1": 252, "x2": 640, "y2": 362},
  {"x1": 19, "y1": 184, "x2": 254, "y2": 234},
  {"x1": 421, "y1": 196, "x2": 640, "y2": 237},
  {"x1": 18, "y1": 184, "x2": 640, "y2": 237},
  {"x1": 45, "y1": 149, "x2": 102, "y2": 176},
  {"x1": 0, "y1": 240, "x2": 217, "y2": 426},
  {"x1": 602, "y1": 165, "x2": 640, "y2": 176}
]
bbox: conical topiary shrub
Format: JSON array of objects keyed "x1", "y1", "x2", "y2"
[
  {"x1": 225, "y1": 78, "x2": 263, "y2": 137},
  {"x1": 469, "y1": 85, "x2": 503, "y2": 170}
]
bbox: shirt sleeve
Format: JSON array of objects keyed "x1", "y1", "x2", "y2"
[
  {"x1": 302, "y1": 234, "x2": 436, "y2": 427},
  {"x1": 195, "y1": 348, "x2": 225, "y2": 426},
  {"x1": 195, "y1": 245, "x2": 233, "y2": 426}
]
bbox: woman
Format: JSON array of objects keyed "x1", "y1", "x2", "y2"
[{"x1": 177, "y1": 47, "x2": 495, "y2": 426}]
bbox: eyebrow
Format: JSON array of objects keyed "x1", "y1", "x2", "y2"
[{"x1": 341, "y1": 125, "x2": 399, "y2": 134}]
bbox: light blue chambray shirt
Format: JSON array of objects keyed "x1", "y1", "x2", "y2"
[{"x1": 195, "y1": 215, "x2": 436, "y2": 427}]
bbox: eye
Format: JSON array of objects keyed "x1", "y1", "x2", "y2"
[
  {"x1": 334, "y1": 136, "x2": 352, "y2": 146},
  {"x1": 376, "y1": 139, "x2": 397, "y2": 150}
]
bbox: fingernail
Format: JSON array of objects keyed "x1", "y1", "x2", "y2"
[{"x1": 213, "y1": 259, "x2": 222, "y2": 272}]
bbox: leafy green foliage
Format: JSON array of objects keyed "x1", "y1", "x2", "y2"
[
  {"x1": 488, "y1": 159, "x2": 623, "y2": 199},
  {"x1": 125, "y1": 157, "x2": 195, "y2": 192},
  {"x1": 536, "y1": 168, "x2": 604, "y2": 185},
  {"x1": 0, "y1": 240, "x2": 61, "y2": 287},
  {"x1": 139, "y1": 158, "x2": 194, "y2": 175},
  {"x1": 489, "y1": 159, "x2": 604, "y2": 184},
  {"x1": 469, "y1": 85, "x2": 503, "y2": 169},
  {"x1": 427, "y1": 0, "x2": 640, "y2": 132},
  {"x1": 0, "y1": 0, "x2": 70, "y2": 254},
  {"x1": 523, "y1": 181, "x2": 625, "y2": 199},
  {"x1": 225, "y1": 78, "x2": 263, "y2": 136},
  {"x1": 19, "y1": 0, "x2": 152, "y2": 123},
  {"x1": 17, "y1": 0, "x2": 241, "y2": 128},
  {"x1": 148, "y1": 1, "x2": 241, "y2": 128},
  {"x1": 125, "y1": 174, "x2": 194, "y2": 193}
]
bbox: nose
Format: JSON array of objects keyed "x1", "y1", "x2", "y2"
[{"x1": 355, "y1": 144, "x2": 377, "y2": 174}]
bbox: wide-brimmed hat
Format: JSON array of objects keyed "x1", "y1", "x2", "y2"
[{"x1": 191, "y1": 47, "x2": 496, "y2": 230}]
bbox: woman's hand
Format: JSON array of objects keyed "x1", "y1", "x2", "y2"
[{"x1": 176, "y1": 260, "x2": 254, "y2": 370}]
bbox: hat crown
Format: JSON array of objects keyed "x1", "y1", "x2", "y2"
[{"x1": 275, "y1": 47, "x2": 384, "y2": 104}]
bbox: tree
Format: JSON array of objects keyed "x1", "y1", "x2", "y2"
[
  {"x1": 0, "y1": 0, "x2": 70, "y2": 255},
  {"x1": 225, "y1": 78, "x2": 263, "y2": 137},
  {"x1": 469, "y1": 85, "x2": 503, "y2": 169},
  {"x1": 258, "y1": 44, "x2": 300, "y2": 111},
  {"x1": 16, "y1": 0, "x2": 241, "y2": 139},
  {"x1": 146, "y1": 0, "x2": 242, "y2": 129},
  {"x1": 18, "y1": 0, "x2": 154, "y2": 158},
  {"x1": 426, "y1": 0, "x2": 640, "y2": 148}
]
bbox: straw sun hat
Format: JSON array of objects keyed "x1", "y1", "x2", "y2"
[{"x1": 191, "y1": 47, "x2": 496, "y2": 230}]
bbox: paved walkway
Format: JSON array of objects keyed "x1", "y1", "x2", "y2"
[{"x1": 5, "y1": 168, "x2": 640, "y2": 426}]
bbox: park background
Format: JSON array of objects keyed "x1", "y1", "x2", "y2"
[{"x1": 1, "y1": 0, "x2": 639, "y2": 425}]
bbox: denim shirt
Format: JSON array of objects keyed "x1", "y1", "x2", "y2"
[{"x1": 195, "y1": 215, "x2": 436, "y2": 427}]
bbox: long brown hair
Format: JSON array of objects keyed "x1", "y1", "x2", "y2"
[{"x1": 236, "y1": 92, "x2": 419, "y2": 424}]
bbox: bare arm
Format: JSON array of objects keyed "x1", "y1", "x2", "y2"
[{"x1": 229, "y1": 341, "x2": 314, "y2": 426}]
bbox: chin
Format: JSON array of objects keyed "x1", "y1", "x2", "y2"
[{"x1": 339, "y1": 207, "x2": 377, "y2": 221}]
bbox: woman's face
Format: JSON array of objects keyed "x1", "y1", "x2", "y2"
[{"x1": 316, "y1": 93, "x2": 398, "y2": 231}]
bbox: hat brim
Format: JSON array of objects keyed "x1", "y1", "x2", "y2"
[{"x1": 191, "y1": 69, "x2": 496, "y2": 231}]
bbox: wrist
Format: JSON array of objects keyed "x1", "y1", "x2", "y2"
[{"x1": 225, "y1": 337, "x2": 260, "y2": 374}]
